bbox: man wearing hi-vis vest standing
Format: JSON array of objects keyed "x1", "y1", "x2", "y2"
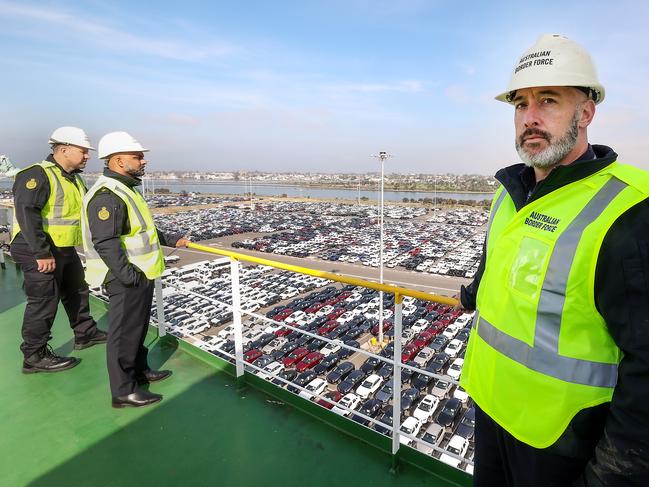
[
  {"x1": 457, "y1": 35, "x2": 649, "y2": 486},
  {"x1": 81, "y1": 132, "x2": 189, "y2": 408},
  {"x1": 11, "y1": 127, "x2": 107, "y2": 374}
]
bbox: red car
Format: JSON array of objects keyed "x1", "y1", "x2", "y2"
[
  {"x1": 244, "y1": 349, "x2": 263, "y2": 363},
  {"x1": 412, "y1": 330, "x2": 436, "y2": 349},
  {"x1": 401, "y1": 343, "x2": 422, "y2": 362},
  {"x1": 327, "y1": 308, "x2": 345, "y2": 320},
  {"x1": 371, "y1": 320, "x2": 394, "y2": 336},
  {"x1": 282, "y1": 347, "x2": 309, "y2": 367},
  {"x1": 295, "y1": 352, "x2": 324, "y2": 372},
  {"x1": 317, "y1": 321, "x2": 339, "y2": 336},
  {"x1": 317, "y1": 390, "x2": 343, "y2": 410},
  {"x1": 274, "y1": 327, "x2": 292, "y2": 337}
]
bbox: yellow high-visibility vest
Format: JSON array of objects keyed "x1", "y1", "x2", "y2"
[
  {"x1": 81, "y1": 175, "x2": 164, "y2": 287},
  {"x1": 460, "y1": 162, "x2": 649, "y2": 448},
  {"x1": 12, "y1": 161, "x2": 87, "y2": 247}
]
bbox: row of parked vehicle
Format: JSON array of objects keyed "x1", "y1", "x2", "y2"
[{"x1": 137, "y1": 259, "x2": 476, "y2": 471}]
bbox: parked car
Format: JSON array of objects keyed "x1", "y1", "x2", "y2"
[
  {"x1": 447, "y1": 358, "x2": 464, "y2": 380},
  {"x1": 326, "y1": 361, "x2": 354, "y2": 384},
  {"x1": 332, "y1": 393, "x2": 361, "y2": 416},
  {"x1": 316, "y1": 390, "x2": 343, "y2": 410},
  {"x1": 298, "y1": 377, "x2": 328, "y2": 400},
  {"x1": 439, "y1": 434, "x2": 470, "y2": 468},
  {"x1": 338, "y1": 370, "x2": 367, "y2": 394},
  {"x1": 350, "y1": 398, "x2": 383, "y2": 426},
  {"x1": 455, "y1": 407, "x2": 476, "y2": 440},
  {"x1": 417, "y1": 423, "x2": 447, "y2": 455},
  {"x1": 413, "y1": 394, "x2": 440, "y2": 423},
  {"x1": 355, "y1": 374, "x2": 384, "y2": 399},
  {"x1": 295, "y1": 352, "x2": 324, "y2": 372},
  {"x1": 437, "y1": 397, "x2": 462, "y2": 427},
  {"x1": 399, "y1": 416, "x2": 423, "y2": 446}
]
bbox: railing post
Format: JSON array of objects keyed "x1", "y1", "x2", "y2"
[
  {"x1": 391, "y1": 292, "x2": 403, "y2": 472},
  {"x1": 230, "y1": 257, "x2": 245, "y2": 381},
  {"x1": 154, "y1": 278, "x2": 166, "y2": 337}
]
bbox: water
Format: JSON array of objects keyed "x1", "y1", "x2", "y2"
[{"x1": 1, "y1": 178, "x2": 493, "y2": 202}]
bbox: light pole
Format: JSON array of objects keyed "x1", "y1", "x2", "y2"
[{"x1": 373, "y1": 151, "x2": 390, "y2": 345}]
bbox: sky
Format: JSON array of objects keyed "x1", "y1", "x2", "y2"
[{"x1": 1, "y1": 0, "x2": 648, "y2": 175}]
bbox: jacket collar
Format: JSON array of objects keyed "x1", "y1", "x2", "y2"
[
  {"x1": 102, "y1": 167, "x2": 141, "y2": 188},
  {"x1": 495, "y1": 145, "x2": 618, "y2": 211}
]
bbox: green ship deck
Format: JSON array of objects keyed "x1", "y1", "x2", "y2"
[{"x1": 0, "y1": 259, "x2": 470, "y2": 487}]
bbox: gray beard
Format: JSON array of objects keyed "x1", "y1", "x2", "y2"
[{"x1": 515, "y1": 111, "x2": 580, "y2": 169}]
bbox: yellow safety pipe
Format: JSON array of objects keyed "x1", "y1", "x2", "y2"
[{"x1": 187, "y1": 242, "x2": 458, "y2": 306}]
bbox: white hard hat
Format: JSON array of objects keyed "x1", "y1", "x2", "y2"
[
  {"x1": 496, "y1": 34, "x2": 605, "y2": 105},
  {"x1": 98, "y1": 131, "x2": 149, "y2": 159},
  {"x1": 48, "y1": 126, "x2": 95, "y2": 150}
]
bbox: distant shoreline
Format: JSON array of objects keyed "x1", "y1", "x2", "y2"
[{"x1": 81, "y1": 177, "x2": 496, "y2": 196}]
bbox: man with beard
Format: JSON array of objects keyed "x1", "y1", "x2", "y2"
[
  {"x1": 457, "y1": 35, "x2": 649, "y2": 485},
  {"x1": 81, "y1": 132, "x2": 189, "y2": 408},
  {"x1": 11, "y1": 127, "x2": 106, "y2": 374}
]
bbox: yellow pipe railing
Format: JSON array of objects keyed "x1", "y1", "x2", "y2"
[{"x1": 187, "y1": 242, "x2": 458, "y2": 306}]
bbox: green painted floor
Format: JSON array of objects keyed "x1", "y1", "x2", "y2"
[{"x1": 0, "y1": 260, "x2": 463, "y2": 487}]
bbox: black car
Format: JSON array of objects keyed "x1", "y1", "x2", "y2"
[
  {"x1": 351, "y1": 398, "x2": 383, "y2": 426},
  {"x1": 455, "y1": 406, "x2": 475, "y2": 439},
  {"x1": 437, "y1": 397, "x2": 462, "y2": 427},
  {"x1": 336, "y1": 340, "x2": 359, "y2": 360},
  {"x1": 360, "y1": 356, "x2": 383, "y2": 374},
  {"x1": 341, "y1": 328, "x2": 363, "y2": 341},
  {"x1": 287, "y1": 369, "x2": 318, "y2": 394},
  {"x1": 326, "y1": 361, "x2": 355, "y2": 384},
  {"x1": 429, "y1": 335, "x2": 450, "y2": 352},
  {"x1": 401, "y1": 360, "x2": 419, "y2": 384},
  {"x1": 312, "y1": 354, "x2": 339, "y2": 375},
  {"x1": 337, "y1": 369, "x2": 367, "y2": 394},
  {"x1": 401, "y1": 387, "x2": 421, "y2": 412},
  {"x1": 376, "y1": 362, "x2": 394, "y2": 380},
  {"x1": 410, "y1": 369, "x2": 435, "y2": 392},
  {"x1": 271, "y1": 341, "x2": 297, "y2": 361},
  {"x1": 272, "y1": 367, "x2": 298, "y2": 387},
  {"x1": 374, "y1": 383, "x2": 393, "y2": 404},
  {"x1": 427, "y1": 352, "x2": 450, "y2": 374},
  {"x1": 306, "y1": 338, "x2": 326, "y2": 352},
  {"x1": 373, "y1": 406, "x2": 393, "y2": 436},
  {"x1": 456, "y1": 328, "x2": 471, "y2": 343}
]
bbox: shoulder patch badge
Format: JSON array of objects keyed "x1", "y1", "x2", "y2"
[
  {"x1": 25, "y1": 178, "x2": 38, "y2": 190},
  {"x1": 98, "y1": 207, "x2": 110, "y2": 220}
]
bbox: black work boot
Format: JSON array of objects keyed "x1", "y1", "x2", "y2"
[
  {"x1": 22, "y1": 345, "x2": 81, "y2": 374},
  {"x1": 74, "y1": 329, "x2": 108, "y2": 350}
]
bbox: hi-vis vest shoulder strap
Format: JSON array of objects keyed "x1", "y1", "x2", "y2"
[
  {"x1": 81, "y1": 175, "x2": 164, "y2": 287},
  {"x1": 460, "y1": 162, "x2": 649, "y2": 448},
  {"x1": 11, "y1": 161, "x2": 87, "y2": 247}
]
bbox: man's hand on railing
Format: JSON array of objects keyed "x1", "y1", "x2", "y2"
[
  {"x1": 452, "y1": 293, "x2": 465, "y2": 312},
  {"x1": 175, "y1": 237, "x2": 191, "y2": 248}
]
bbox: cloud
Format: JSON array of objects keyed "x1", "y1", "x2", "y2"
[{"x1": 0, "y1": 1, "x2": 238, "y2": 61}]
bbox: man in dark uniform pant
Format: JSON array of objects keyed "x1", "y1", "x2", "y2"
[
  {"x1": 82, "y1": 131, "x2": 189, "y2": 408},
  {"x1": 11, "y1": 127, "x2": 106, "y2": 374}
]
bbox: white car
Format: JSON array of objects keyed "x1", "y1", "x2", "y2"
[
  {"x1": 320, "y1": 340, "x2": 343, "y2": 357},
  {"x1": 444, "y1": 339, "x2": 463, "y2": 358},
  {"x1": 447, "y1": 358, "x2": 464, "y2": 380},
  {"x1": 399, "y1": 416, "x2": 423, "y2": 446},
  {"x1": 263, "y1": 322, "x2": 284, "y2": 334},
  {"x1": 332, "y1": 393, "x2": 361, "y2": 416},
  {"x1": 258, "y1": 361, "x2": 284, "y2": 380},
  {"x1": 454, "y1": 312, "x2": 475, "y2": 328},
  {"x1": 299, "y1": 378, "x2": 327, "y2": 400},
  {"x1": 413, "y1": 394, "x2": 440, "y2": 423},
  {"x1": 453, "y1": 386, "x2": 470, "y2": 404},
  {"x1": 439, "y1": 435, "x2": 470, "y2": 468},
  {"x1": 411, "y1": 319, "x2": 429, "y2": 333},
  {"x1": 355, "y1": 374, "x2": 384, "y2": 399}
]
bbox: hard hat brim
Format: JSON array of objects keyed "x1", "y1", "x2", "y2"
[{"x1": 48, "y1": 139, "x2": 96, "y2": 150}]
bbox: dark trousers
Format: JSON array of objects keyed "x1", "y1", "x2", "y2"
[
  {"x1": 105, "y1": 277, "x2": 154, "y2": 397},
  {"x1": 474, "y1": 405, "x2": 592, "y2": 487},
  {"x1": 11, "y1": 240, "x2": 97, "y2": 358}
]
